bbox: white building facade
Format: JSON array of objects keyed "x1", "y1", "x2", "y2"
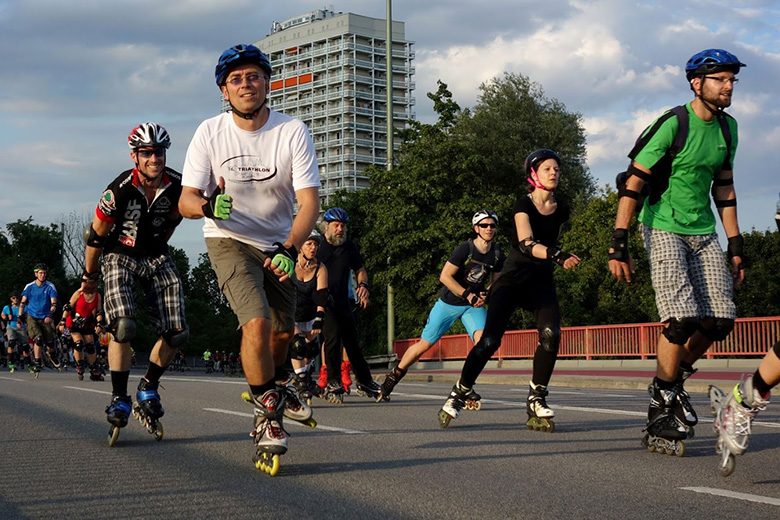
[{"x1": 256, "y1": 9, "x2": 415, "y2": 204}]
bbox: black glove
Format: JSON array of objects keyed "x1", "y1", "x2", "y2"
[
  {"x1": 548, "y1": 248, "x2": 573, "y2": 267},
  {"x1": 312, "y1": 310, "x2": 325, "y2": 331},
  {"x1": 461, "y1": 289, "x2": 480, "y2": 307},
  {"x1": 727, "y1": 235, "x2": 746, "y2": 268}
]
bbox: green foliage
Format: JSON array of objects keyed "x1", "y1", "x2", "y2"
[{"x1": 734, "y1": 229, "x2": 780, "y2": 317}]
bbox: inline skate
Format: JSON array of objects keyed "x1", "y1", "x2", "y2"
[
  {"x1": 341, "y1": 361, "x2": 352, "y2": 395},
  {"x1": 250, "y1": 389, "x2": 288, "y2": 476},
  {"x1": 241, "y1": 385, "x2": 316, "y2": 429},
  {"x1": 356, "y1": 379, "x2": 385, "y2": 401},
  {"x1": 89, "y1": 364, "x2": 104, "y2": 381},
  {"x1": 526, "y1": 382, "x2": 555, "y2": 432},
  {"x1": 709, "y1": 378, "x2": 770, "y2": 477},
  {"x1": 674, "y1": 365, "x2": 698, "y2": 438},
  {"x1": 317, "y1": 381, "x2": 345, "y2": 404},
  {"x1": 642, "y1": 379, "x2": 687, "y2": 456},
  {"x1": 438, "y1": 381, "x2": 470, "y2": 428},
  {"x1": 76, "y1": 361, "x2": 85, "y2": 381},
  {"x1": 291, "y1": 371, "x2": 313, "y2": 406},
  {"x1": 105, "y1": 395, "x2": 132, "y2": 447},
  {"x1": 378, "y1": 363, "x2": 406, "y2": 401},
  {"x1": 132, "y1": 378, "x2": 164, "y2": 441}
]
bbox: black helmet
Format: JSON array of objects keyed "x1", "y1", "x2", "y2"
[{"x1": 34, "y1": 262, "x2": 48, "y2": 272}]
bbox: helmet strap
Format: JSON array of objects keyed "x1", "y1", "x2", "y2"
[
  {"x1": 229, "y1": 97, "x2": 268, "y2": 120},
  {"x1": 694, "y1": 76, "x2": 726, "y2": 116},
  {"x1": 527, "y1": 167, "x2": 553, "y2": 191}
]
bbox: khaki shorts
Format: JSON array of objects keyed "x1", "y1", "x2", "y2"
[
  {"x1": 206, "y1": 237, "x2": 295, "y2": 331},
  {"x1": 26, "y1": 316, "x2": 55, "y2": 345}
]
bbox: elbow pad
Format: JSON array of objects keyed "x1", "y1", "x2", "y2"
[{"x1": 315, "y1": 288, "x2": 329, "y2": 308}]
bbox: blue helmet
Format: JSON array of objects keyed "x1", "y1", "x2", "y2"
[
  {"x1": 215, "y1": 44, "x2": 272, "y2": 86},
  {"x1": 323, "y1": 207, "x2": 349, "y2": 223},
  {"x1": 685, "y1": 49, "x2": 745, "y2": 81}
]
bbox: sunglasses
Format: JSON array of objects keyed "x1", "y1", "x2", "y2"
[
  {"x1": 477, "y1": 223, "x2": 496, "y2": 229},
  {"x1": 137, "y1": 148, "x2": 166, "y2": 158}
]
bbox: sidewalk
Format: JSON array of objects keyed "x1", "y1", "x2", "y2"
[{"x1": 396, "y1": 358, "x2": 762, "y2": 394}]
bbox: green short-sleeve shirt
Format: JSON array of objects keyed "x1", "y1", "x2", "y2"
[{"x1": 633, "y1": 103, "x2": 738, "y2": 235}]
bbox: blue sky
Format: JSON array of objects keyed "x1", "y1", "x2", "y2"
[{"x1": 1, "y1": 0, "x2": 779, "y2": 265}]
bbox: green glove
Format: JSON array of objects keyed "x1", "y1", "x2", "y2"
[
  {"x1": 270, "y1": 242, "x2": 297, "y2": 278},
  {"x1": 202, "y1": 190, "x2": 232, "y2": 220}
]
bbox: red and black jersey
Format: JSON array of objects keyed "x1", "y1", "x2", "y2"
[{"x1": 95, "y1": 167, "x2": 183, "y2": 257}]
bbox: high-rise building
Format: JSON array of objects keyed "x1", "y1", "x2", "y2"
[{"x1": 255, "y1": 9, "x2": 415, "y2": 204}]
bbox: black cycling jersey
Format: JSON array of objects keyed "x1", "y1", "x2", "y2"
[
  {"x1": 95, "y1": 168, "x2": 183, "y2": 257},
  {"x1": 440, "y1": 239, "x2": 505, "y2": 305},
  {"x1": 502, "y1": 195, "x2": 570, "y2": 273},
  {"x1": 295, "y1": 263, "x2": 320, "y2": 322},
  {"x1": 317, "y1": 240, "x2": 363, "y2": 309}
]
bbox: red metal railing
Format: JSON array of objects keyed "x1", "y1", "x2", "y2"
[{"x1": 392, "y1": 316, "x2": 780, "y2": 361}]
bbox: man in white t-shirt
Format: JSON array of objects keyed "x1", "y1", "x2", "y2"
[{"x1": 179, "y1": 43, "x2": 320, "y2": 474}]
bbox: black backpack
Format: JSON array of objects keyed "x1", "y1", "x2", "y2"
[{"x1": 616, "y1": 105, "x2": 733, "y2": 207}]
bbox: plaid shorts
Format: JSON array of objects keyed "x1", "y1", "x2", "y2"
[
  {"x1": 102, "y1": 252, "x2": 186, "y2": 334},
  {"x1": 641, "y1": 226, "x2": 736, "y2": 321}
]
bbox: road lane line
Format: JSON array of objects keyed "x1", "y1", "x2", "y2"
[
  {"x1": 203, "y1": 408, "x2": 367, "y2": 435},
  {"x1": 0, "y1": 376, "x2": 26, "y2": 382},
  {"x1": 681, "y1": 487, "x2": 780, "y2": 506},
  {"x1": 392, "y1": 392, "x2": 780, "y2": 428},
  {"x1": 64, "y1": 386, "x2": 112, "y2": 396}
]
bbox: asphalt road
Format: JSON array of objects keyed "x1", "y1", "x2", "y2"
[{"x1": 1, "y1": 370, "x2": 779, "y2": 519}]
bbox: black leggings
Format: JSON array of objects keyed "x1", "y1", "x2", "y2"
[
  {"x1": 459, "y1": 270, "x2": 561, "y2": 389},
  {"x1": 323, "y1": 309, "x2": 372, "y2": 385}
]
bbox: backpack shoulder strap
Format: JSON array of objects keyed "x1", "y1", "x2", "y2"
[
  {"x1": 716, "y1": 112, "x2": 734, "y2": 170},
  {"x1": 668, "y1": 105, "x2": 689, "y2": 156},
  {"x1": 628, "y1": 108, "x2": 680, "y2": 160}
]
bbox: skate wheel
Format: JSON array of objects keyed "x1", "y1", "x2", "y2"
[
  {"x1": 154, "y1": 422, "x2": 164, "y2": 441},
  {"x1": 306, "y1": 398, "x2": 312, "y2": 407},
  {"x1": 241, "y1": 391, "x2": 251, "y2": 403},
  {"x1": 674, "y1": 441, "x2": 685, "y2": 457},
  {"x1": 719, "y1": 454, "x2": 735, "y2": 477},
  {"x1": 255, "y1": 453, "x2": 281, "y2": 476},
  {"x1": 303, "y1": 418, "x2": 317, "y2": 429},
  {"x1": 473, "y1": 401, "x2": 481, "y2": 411},
  {"x1": 546, "y1": 421, "x2": 556, "y2": 433},
  {"x1": 438, "y1": 409, "x2": 452, "y2": 429},
  {"x1": 108, "y1": 426, "x2": 120, "y2": 447}
]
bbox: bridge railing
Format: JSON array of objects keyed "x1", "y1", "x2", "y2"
[{"x1": 392, "y1": 316, "x2": 780, "y2": 361}]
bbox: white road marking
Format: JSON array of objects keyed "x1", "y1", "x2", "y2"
[
  {"x1": 158, "y1": 376, "x2": 246, "y2": 386},
  {"x1": 392, "y1": 391, "x2": 780, "y2": 428},
  {"x1": 0, "y1": 376, "x2": 26, "y2": 382},
  {"x1": 203, "y1": 408, "x2": 367, "y2": 435},
  {"x1": 681, "y1": 487, "x2": 780, "y2": 506},
  {"x1": 64, "y1": 385, "x2": 112, "y2": 396}
]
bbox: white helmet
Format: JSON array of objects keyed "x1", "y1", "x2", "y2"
[
  {"x1": 128, "y1": 122, "x2": 171, "y2": 150},
  {"x1": 472, "y1": 210, "x2": 498, "y2": 226}
]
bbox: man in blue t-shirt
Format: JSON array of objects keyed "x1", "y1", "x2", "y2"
[{"x1": 19, "y1": 263, "x2": 58, "y2": 373}]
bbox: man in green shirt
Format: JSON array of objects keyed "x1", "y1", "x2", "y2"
[{"x1": 608, "y1": 49, "x2": 746, "y2": 455}]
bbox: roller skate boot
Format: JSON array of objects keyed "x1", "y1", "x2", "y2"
[
  {"x1": 279, "y1": 381, "x2": 316, "y2": 428},
  {"x1": 89, "y1": 364, "x2": 104, "y2": 381},
  {"x1": 341, "y1": 361, "x2": 352, "y2": 395},
  {"x1": 292, "y1": 372, "x2": 313, "y2": 405},
  {"x1": 250, "y1": 389, "x2": 288, "y2": 476},
  {"x1": 378, "y1": 364, "x2": 407, "y2": 401},
  {"x1": 7, "y1": 362, "x2": 15, "y2": 373},
  {"x1": 105, "y1": 395, "x2": 132, "y2": 447},
  {"x1": 76, "y1": 361, "x2": 85, "y2": 381},
  {"x1": 319, "y1": 381, "x2": 344, "y2": 404},
  {"x1": 133, "y1": 378, "x2": 164, "y2": 441},
  {"x1": 709, "y1": 377, "x2": 770, "y2": 477},
  {"x1": 356, "y1": 379, "x2": 384, "y2": 401},
  {"x1": 438, "y1": 381, "x2": 470, "y2": 428},
  {"x1": 673, "y1": 365, "x2": 698, "y2": 438},
  {"x1": 642, "y1": 379, "x2": 687, "y2": 457},
  {"x1": 526, "y1": 382, "x2": 555, "y2": 432}
]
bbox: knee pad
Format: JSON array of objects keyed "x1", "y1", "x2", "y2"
[
  {"x1": 112, "y1": 317, "x2": 137, "y2": 343},
  {"x1": 662, "y1": 318, "x2": 699, "y2": 345},
  {"x1": 33, "y1": 335, "x2": 44, "y2": 347},
  {"x1": 472, "y1": 334, "x2": 501, "y2": 359},
  {"x1": 73, "y1": 340, "x2": 84, "y2": 353},
  {"x1": 699, "y1": 318, "x2": 735, "y2": 342},
  {"x1": 84, "y1": 342, "x2": 96, "y2": 355},
  {"x1": 290, "y1": 334, "x2": 308, "y2": 360},
  {"x1": 538, "y1": 326, "x2": 561, "y2": 353},
  {"x1": 305, "y1": 336, "x2": 321, "y2": 359},
  {"x1": 162, "y1": 328, "x2": 189, "y2": 348}
]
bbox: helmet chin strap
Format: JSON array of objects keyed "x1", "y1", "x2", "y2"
[
  {"x1": 229, "y1": 97, "x2": 268, "y2": 120},
  {"x1": 527, "y1": 168, "x2": 553, "y2": 191},
  {"x1": 694, "y1": 78, "x2": 726, "y2": 116}
]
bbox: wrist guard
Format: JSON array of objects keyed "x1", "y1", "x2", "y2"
[
  {"x1": 270, "y1": 242, "x2": 298, "y2": 277},
  {"x1": 202, "y1": 190, "x2": 233, "y2": 220},
  {"x1": 548, "y1": 248, "x2": 573, "y2": 267},
  {"x1": 727, "y1": 235, "x2": 745, "y2": 266},
  {"x1": 608, "y1": 228, "x2": 629, "y2": 262}
]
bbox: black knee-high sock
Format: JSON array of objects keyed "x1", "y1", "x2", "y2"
[
  {"x1": 111, "y1": 370, "x2": 130, "y2": 397},
  {"x1": 532, "y1": 345, "x2": 557, "y2": 387}
]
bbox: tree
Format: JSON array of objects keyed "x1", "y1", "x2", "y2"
[
  {"x1": 58, "y1": 210, "x2": 92, "y2": 277},
  {"x1": 734, "y1": 229, "x2": 780, "y2": 317},
  {"x1": 336, "y1": 75, "x2": 595, "y2": 350}
]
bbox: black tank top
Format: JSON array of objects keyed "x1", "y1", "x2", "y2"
[{"x1": 295, "y1": 263, "x2": 320, "y2": 322}]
